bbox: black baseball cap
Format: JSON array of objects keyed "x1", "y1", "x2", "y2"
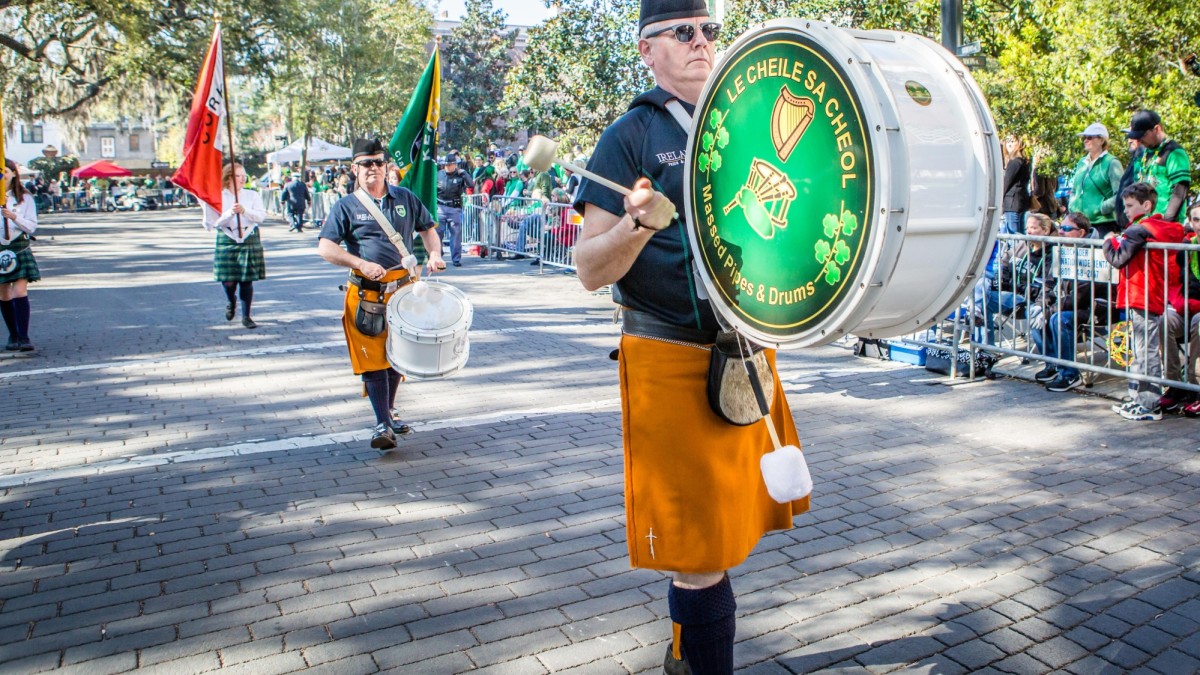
[{"x1": 1123, "y1": 110, "x2": 1161, "y2": 140}]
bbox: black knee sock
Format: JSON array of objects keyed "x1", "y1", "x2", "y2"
[
  {"x1": 11, "y1": 296, "x2": 31, "y2": 340},
  {"x1": 222, "y1": 282, "x2": 237, "y2": 307},
  {"x1": 239, "y1": 282, "x2": 254, "y2": 318},
  {"x1": 386, "y1": 368, "x2": 402, "y2": 412},
  {"x1": 0, "y1": 299, "x2": 15, "y2": 338},
  {"x1": 668, "y1": 576, "x2": 736, "y2": 675},
  {"x1": 362, "y1": 371, "x2": 392, "y2": 425}
]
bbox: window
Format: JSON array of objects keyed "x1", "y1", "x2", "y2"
[
  {"x1": 20, "y1": 125, "x2": 44, "y2": 144},
  {"x1": 101, "y1": 137, "x2": 115, "y2": 158},
  {"x1": 129, "y1": 134, "x2": 140, "y2": 152}
]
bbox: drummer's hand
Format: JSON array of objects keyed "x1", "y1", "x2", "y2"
[
  {"x1": 624, "y1": 178, "x2": 674, "y2": 232},
  {"x1": 426, "y1": 254, "x2": 447, "y2": 275},
  {"x1": 359, "y1": 261, "x2": 386, "y2": 280},
  {"x1": 231, "y1": 203, "x2": 246, "y2": 215}
]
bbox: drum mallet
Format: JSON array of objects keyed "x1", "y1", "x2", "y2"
[
  {"x1": 743, "y1": 356, "x2": 813, "y2": 503},
  {"x1": 523, "y1": 136, "x2": 630, "y2": 196},
  {"x1": 523, "y1": 135, "x2": 678, "y2": 222}
]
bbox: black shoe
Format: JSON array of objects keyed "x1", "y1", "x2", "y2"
[
  {"x1": 530, "y1": 258, "x2": 541, "y2": 266},
  {"x1": 5, "y1": 338, "x2": 17, "y2": 351},
  {"x1": 1046, "y1": 374, "x2": 1083, "y2": 392},
  {"x1": 370, "y1": 423, "x2": 397, "y2": 450},
  {"x1": 452, "y1": 261, "x2": 462, "y2": 267},
  {"x1": 288, "y1": 227, "x2": 297, "y2": 232},
  {"x1": 225, "y1": 303, "x2": 235, "y2": 321},
  {"x1": 663, "y1": 644, "x2": 692, "y2": 675},
  {"x1": 17, "y1": 339, "x2": 34, "y2": 352},
  {"x1": 1033, "y1": 365, "x2": 1057, "y2": 383},
  {"x1": 241, "y1": 317, "x2": 257, "y2": 329},
  {"x1": 389, "y1": 418, "x2": 413, "y2": 435}
]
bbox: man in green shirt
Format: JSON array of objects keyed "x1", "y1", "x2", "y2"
[{"x1": 1125, "y1": 109, "x2": 1191, "y2": 223}]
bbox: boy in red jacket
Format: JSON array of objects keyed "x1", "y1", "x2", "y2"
[{"x1": 1104, "y1": 182, "x2": 1186, "y2": 420}]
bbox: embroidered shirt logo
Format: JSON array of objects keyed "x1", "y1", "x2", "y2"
[
  {"x1": 395, "y1": 205, "x2": 407, "y2": 218},
  {"x1": 656, "y1": 150, "x2": 686, "y2": 167}
]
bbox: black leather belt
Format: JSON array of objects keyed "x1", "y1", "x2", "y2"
[
  {"x1": 347, "y1": 273, "x2": 412, "y2": 293},
  {"x1": 621, "y1": 308, "x2": 716, "y2": 345}
]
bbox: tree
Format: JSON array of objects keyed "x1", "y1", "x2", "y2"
[
  {"x1": 0, "y1": 0, "x2": 310, "y2": 127},
  {"x1": 502, "y1": 0, "x2": 650, "y2": 149},
  {"x1": 441, "y1": 0, "x2": 518, "y2": 152}
]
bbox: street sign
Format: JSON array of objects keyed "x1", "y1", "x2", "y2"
[
  {"x1": 150, "y1": 161, "x2": 170, "y2": 169},
  {"x1": 957, "y1": 41, "x2": 981, "y2": 57}
]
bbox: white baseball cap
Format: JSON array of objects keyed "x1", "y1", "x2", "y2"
[{"x1": 1079, "y1": 122, "x2": 1109, "y2": 138}]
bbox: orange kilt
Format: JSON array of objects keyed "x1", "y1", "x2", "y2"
[
  {"x1": 618, "y1": 333, "x2": 809, "y2": 574},
  {"x1": 342, "y1": 269, "x2": 410, "y2": 375}
]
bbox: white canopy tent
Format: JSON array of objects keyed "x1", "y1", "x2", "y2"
[{"x1": 265, "y1": 137, "x2": 353, "y2": 164}]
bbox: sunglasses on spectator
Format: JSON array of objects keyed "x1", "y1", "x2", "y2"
[
  {"x1": 643, "y1": 22, "x2": 721, "y2": 43},
  {"x1": 355, "y1": 159, "x2": 387, "y2": 168},
  {"x1": 1060, "y1": 225, "x2": 1079, "y2": 232},
  {"x1": 1081, "y1": 136, "x2": 1100, "y2": 141}
]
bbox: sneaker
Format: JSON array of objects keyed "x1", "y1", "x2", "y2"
[
  {"x1": 241, "y1": 317, "x2": 258, "y2": 329},
  {"x1": 1120, "y1": 404, "x2": 1163, "y2": 421},
  {"x1": 1046, "y1": 374, "x2": 1083, "y2": 392},
  {"x1": 370, "y1": 423, "x2": 397, "y2": 450},
  {"x1": 1157, "y1": 388, "x2": 1192, "y2": 414},
  {"x1": 1111, "y1": 399, "x2": 1137, "y2": 414},
  {"x1": 1034, "y1": 366, "x2": 1058, "y2": 383},
  {"x1": 1183, "y1": 400, "x2": 1200, "y2": 418}
]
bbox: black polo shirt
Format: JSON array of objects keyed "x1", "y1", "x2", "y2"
[
  {"x1": 574, "y1": 87, "x2": 719, "y2": 331},
  {"x1": 319, "y1": 186, "x2": 435, "y2": 269}
]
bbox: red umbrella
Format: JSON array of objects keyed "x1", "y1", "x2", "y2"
[{"x1": 72, "y1": 160, "x2": 134, "y2": 178}]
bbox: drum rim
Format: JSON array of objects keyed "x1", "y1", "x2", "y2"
[
  {"x1": 386, "y1": 279, "x2": 475, "y2": 335},
  {"x1": 684, "y1": 18, "x2": 894, "y2": 349}
]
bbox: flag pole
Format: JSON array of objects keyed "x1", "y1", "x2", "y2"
[
  {"x1": 1, "y1": 92, "x2": 9, "y2": 242},
  {"x1": 216, "y1": 14, "x2": 243, "y2": 239}
]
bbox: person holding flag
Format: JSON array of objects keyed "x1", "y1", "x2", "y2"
[
  {"x1": 173, "y1": 20, "x2": 266, "y2": 328},
  {"x1": 317, "y1": 138, "x2": 446, "y2": 451},
  {"x1": 203, "y1": 162, "x2": 267, "y2": 328},
  {"x1": 1, "y1": 158, "x2": 40, "y2": 351}
]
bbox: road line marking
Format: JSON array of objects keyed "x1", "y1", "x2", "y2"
[
  {"x1": 0, "y1": 324, "x2": 617, "y2": 380},
  {"x1": 0, "y1": 398, "x2": 621, "y2": 489}
]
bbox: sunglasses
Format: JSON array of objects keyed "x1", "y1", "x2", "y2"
[
  {"x1": 644, "y1": 22, "x2": 721, "y2": 43},
  {"x1": 1081, "y1": 136, "x2": 1101, "y2": 141},
  {"x1": 355, "y1": 159, "x2": 387, "y2": 168},
  {"x1": 1060, "y1": 225, "x2": 1078, "y2": 232}
]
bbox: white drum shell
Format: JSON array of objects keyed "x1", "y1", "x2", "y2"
[
  {"x1": 687, "y1": 20, "x2": 1000, "y2": 347},
  {"x1": 385, "y1": 281, "x2": 473, "y2": 379}
]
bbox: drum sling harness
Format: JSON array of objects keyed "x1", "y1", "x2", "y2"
[{"x1": 348, "y1": 189, "x2": 419, "y2": 337}]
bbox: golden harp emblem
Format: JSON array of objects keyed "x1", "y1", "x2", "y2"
[{"x1": 771, "y1": 86, "x2": 815, "y2": 162}]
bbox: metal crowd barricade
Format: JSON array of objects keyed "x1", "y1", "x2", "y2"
[
  {"x1": 482, "y1": 196, "x2": 546, "y2": 259},
  {"x1": 887, "y1": 231, "x2": 1200, "y2": 393},
  {"x1": 534, "y1": 201, "x2": 582, "y2": 271}
]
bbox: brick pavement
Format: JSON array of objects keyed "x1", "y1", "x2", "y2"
[{"x1": 0, "y1": 210, "x2": 1197, "y2": 673}]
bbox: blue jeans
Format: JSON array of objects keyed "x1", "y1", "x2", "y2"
[
  {"x1": 983, "y1": 289, "x2": 1025, "y2": 344},
  {"x1": 1030, "y1": 311, "x2": 1078, "y2": 378},
  {"x1": 516, "y1": 214, "x2": 544, "y2": 255},
  {"x1": 1002, "y1": 210, "x2": 1026, "y2": 235},
  {"x1": 439, "y1": 205, "x2": 463, "y2": 263}
]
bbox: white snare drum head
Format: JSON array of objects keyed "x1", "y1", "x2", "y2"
[{"x1": 386, "y1": 280, "x2": 473, "y2": 379}]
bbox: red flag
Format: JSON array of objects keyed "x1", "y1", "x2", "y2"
[{"x1": 173, "y1": 26, "x2": 227, "y2": 212}]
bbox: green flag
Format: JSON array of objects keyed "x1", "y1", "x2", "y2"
[{"x1": 389, "y1": 50, "x2": 440, "y2": 218}]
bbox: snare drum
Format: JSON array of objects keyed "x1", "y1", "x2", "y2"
[{"x1": 386, "y1": 280, "x2": 473, "y2": 379}]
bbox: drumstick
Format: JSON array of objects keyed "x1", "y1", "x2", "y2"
[{"x1": 523, "y1": 136, "x2": 630, "y2": 196}]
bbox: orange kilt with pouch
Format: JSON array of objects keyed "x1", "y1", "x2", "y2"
[
  {"x1": 342, "y1": 269, "x2": 410, "y2": 375},
  {"x1": 618, "y1": 333, "x2": 809, "y2": 574}
]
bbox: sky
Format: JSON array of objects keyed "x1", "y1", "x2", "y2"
[{"x1": 434, "y1": 0, "x2": 555, "y2": 26}]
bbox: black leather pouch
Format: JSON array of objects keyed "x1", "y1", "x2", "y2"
[{"x1": 354, "y1": 291, "x2": 388, "y2": 337}]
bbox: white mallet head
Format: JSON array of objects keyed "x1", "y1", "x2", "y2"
[
  {"x1": 412, "y1": 279, "x2": 430, "y2": 299},
  {"x1": 523, "y1": 135, "x2": 559, "y2": 173},
  {"x1": 760, "y1": 445, "x2": 812, "y2": 503},
  {"x1": 401, "y1": 254, "x2": 419, "y2": 275}
]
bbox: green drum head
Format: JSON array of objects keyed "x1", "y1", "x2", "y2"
[{"x1": 687, "y1": 24, "x2": 875, "y2": 345}]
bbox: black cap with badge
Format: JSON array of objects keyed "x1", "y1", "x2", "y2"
[
  {"x1": 639, "y1": 0, "x2": 708, "y2": 33},
  {"x1": 352, "y1": 137, "x2": 384, "y2": 160},
  {"x1": 1123, "y1": 110, "x2": 1162, "y2": 140}
]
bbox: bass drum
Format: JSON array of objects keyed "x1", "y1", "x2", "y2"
[
  {"x1": 685, "y1": 19, "x2": 1001, "y2": 348},
  {"x1": 386, "y1": 280, "x2": 473, "y2": 379}
]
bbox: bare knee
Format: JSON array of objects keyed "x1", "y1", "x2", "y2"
[{"x1": 672, "y1": 571, "x2": 726, "y2": 589}]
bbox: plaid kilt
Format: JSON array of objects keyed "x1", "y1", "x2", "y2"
[
  {"x1": 0, "y1": 242, "x2": 40, "y2": 284},
  {"x1": 213, "y1": 229, "x2": 266, "y2": 282}
]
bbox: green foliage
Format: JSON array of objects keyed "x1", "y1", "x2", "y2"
[
  {"x1": 442, "y1": 0, "x2": 519, "y2": 150},
  {"x1": 502, "y1": 0, "x2": 651, "y2": 147},
  {"x1": 27, "y1": 155, "x2": 80, "y2": 180}
]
